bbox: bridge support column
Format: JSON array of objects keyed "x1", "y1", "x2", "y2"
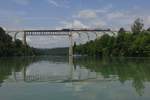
[
  {"x1": 69, "y1": 32, "x2": 74, "y2": 81},
  {"x1": 23, "y1": 32, "x2": 27, "y2": 56},
  {"x1": 94, "y1": 32, "x2": 98, "y2": 40},
  {"x1": 23, "y1": 32, "x2": 27, "y2": 46},
  {"x1": 69, "y1": 32, "x2": 73, "y2": 57},
  {"x1": 14, "y1": 32, "x2": 19, "y2": 41},
  {"x1": 22, "y1": 66, "x2": 26, "y2": 81}
]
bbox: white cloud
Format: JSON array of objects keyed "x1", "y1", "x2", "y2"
[
  {"x1": 74, "y1": 4, "x2": 113, "y2": 19},
  {"x1": 145, "y1": 16, "x2": 150, "y2": 24},
  {"x1": 76, "y1": 10, "x2": 97, "y2": 19},
  {"x1": 72, "y1": 20, "x2": 88, "y2": 28},
  {"x1": 76, "y1": 7, "x2": 142, "y2": 30},
  {"x1": 91, "y1": 19, "x2": 107, "y2": 28},
  {"x1": 60, "y1": 20, "x2": 88, "y2": 29},
  {"x1": 47, "y1": 0, "x2": 59, "y2": 7},
  {"x1": 71, "y1": 5, "x2": 114, "y2": 29},
  {"x1": 72, "y1": 9, "x2": 109, "y2": 29},
  {"x1": 46, "y1": 0, "x2": 70, "y2": 8},
  {"x1": 142, "y1": 16, "x2": 150, "y2": 28},
  {"x1": 58, "y1": 18, "x2": 107, "y2": 31}
]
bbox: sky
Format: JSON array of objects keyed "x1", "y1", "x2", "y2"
[{"x1": 0, "y1": 0, "x2": 150, "y2": 48}]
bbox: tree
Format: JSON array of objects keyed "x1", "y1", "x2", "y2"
[
  {"x1": 0, "y1": 26, "x2": 35, "y2": 57},
  {"x1": 147, "y1": 27, "x2": 150, "y2": 32},
  {"x1": 118, "y1": 27, "x2": 126, "y2": 36},
  {"x1": 74, "y1": 18, "x2": 150, "y2": 57},
  {"x1": 15, "y1": 39, "x2": 23, "y2": 48},
  {"x1": 131, "y1": 18, "x2": 144, "y2": 35},
  {"x1": 0, "y1": 27, "x2": 13, "y2": 56}
]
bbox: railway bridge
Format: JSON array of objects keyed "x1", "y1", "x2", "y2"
[{"x1": 6, "y1": 28, "x2": 116, "y2": 57}]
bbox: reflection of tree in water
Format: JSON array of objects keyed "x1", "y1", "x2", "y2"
[
  {"x1": 75, "y1": 57, "x2": 150, "y2": 96},
  {"x1": 0, "y1": 57, "x2": 35, "y2": 86}
]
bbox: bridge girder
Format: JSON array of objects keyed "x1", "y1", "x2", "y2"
[{"x1": 6, "y1": 29, "x2": 112, "y2": 36}]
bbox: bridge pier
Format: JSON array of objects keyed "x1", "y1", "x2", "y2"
[
  {"x1": 22, "y1": 66, "x2": 26, "y2": 81},
  {"x1": 23, "y1": 32, "x2": 27, "y2": 46},
  {"x1": 69, "y1": 32, "x2": 73, "y2": 57},
  {"x1": 69, "y1": 32, "x2": 74, "y2": 76},
  {"x1": 14, "y1": 32, "x2": 19, "y2": 41}
]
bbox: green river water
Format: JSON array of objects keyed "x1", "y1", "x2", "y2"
[{"x1": 0, "y1": 56, "x2": 150, "y2": 100}]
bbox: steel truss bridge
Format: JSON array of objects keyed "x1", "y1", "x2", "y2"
[{"x1": 6, "y1": 28, "x2": 117, "y2": 58}]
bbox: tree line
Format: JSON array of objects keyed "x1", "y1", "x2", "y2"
[
  {"x1": 74, "y1": 18, "x2": 150, "y2": 57},
  {"x1": 0, "y1": 27, "x2": 34, "y2": 57}
]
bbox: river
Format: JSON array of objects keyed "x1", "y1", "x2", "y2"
[{"x1": 0, "y1": 56, "x2": 150, "y2": 100}]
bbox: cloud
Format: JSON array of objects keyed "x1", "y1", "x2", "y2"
[
  {"x1": 91, "y1": 19, "x2": 107, "y2": 28},
  {"x1": 60, "y1": 20, "x2": 88, "y2": 29},
  {"x1": 143, "y1": 16, "x2": 150, "y2": 28},
  {"x1": 75, "y1": 6, "x2": 112, "y2": 19},
  {"x1": 46, "y1": 0, "x2": 70, "y2": 8},
  {"x1": 72, "y1": 8, "x2": 110, "y2": 29},
  {"x1": 72, "y1": 20, "x2": 88, "y2": 28},
  {"x1": 47, "y1": 0, "x2": 59, "y2": 7},
  {"x1": 146, "y1": 16, "x2": 150, "y2": 24},
  {"x1": 72, "y1": 4, "x2": 113, "y2": 29},
  {"x1": 76, "y1": 10, "x2": 97, "y2": 19}
]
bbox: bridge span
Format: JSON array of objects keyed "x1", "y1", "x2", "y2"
[{"x1": 6, "y1": 28, "x2": 117, "y2": 59}]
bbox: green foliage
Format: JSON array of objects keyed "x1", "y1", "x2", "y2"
[
  {"x1": 118, "y1": 27, "x2": 126, "y2": 36},
  {"x1": 33, "y1": 47, "x2": 69, "y2": 56},
  {"x1": 74, "y1": 18, "x2": 150, "y2": 57},
  {"x1": 147, "y1": 27, "x2": 150, "y2": 32},
  {"x1": 0, "y1": 27, "x2": 34, "y2": 57}
]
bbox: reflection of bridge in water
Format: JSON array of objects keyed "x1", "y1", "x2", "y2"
[{"x1": 8, "y1": 64, "x2": 118, "y2": 83}]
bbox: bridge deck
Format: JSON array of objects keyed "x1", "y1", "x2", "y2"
[
  {"x1": 7, "y1": 29, "x2": 113, "y2": 36},
  {"x1": 7, "y1": 29, "x2": 111, "y2": 33},
  {"x1": 24, "y1": 29, "x2": 111, "y2": 32}
]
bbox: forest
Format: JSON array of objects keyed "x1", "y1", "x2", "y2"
[{"x1": 74, "y1": 18, "x2": 150, "y2": 57}]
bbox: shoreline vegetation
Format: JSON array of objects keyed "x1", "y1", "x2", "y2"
[
  {"x1": 74, "y1": 18, "x2": 150, "y2": 57},
  {"x1": 0, "y1": 27, "x2": 69, "y2": 57},
  {"x1": 0, "y1": 27, "x2": 34, "y2": 57},
  {"x1": 0, "y1": 27, "x2": 68, "y2": 57},
  {"x1": 0, "y1": 18, "x2": 150, "y2": 57}
]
